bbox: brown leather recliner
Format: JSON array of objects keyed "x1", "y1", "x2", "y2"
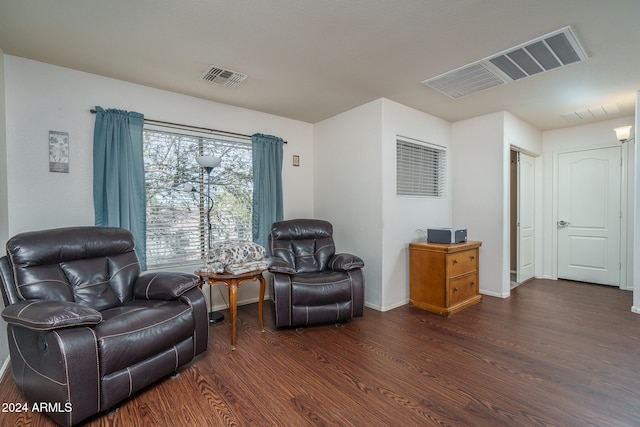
[
  {"x1": 267, "y1": 219, "x2": 365, "y2": 328},
  {"x1": 0, "y1": 226, "x2": 208, "y2": 426}
]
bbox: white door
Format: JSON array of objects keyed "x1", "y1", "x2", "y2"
[
  {"x1": 517, "y1": 152, "x2": 535, "y2": 283},
  {"x1": 557, "y1": 146, "x2": 621, "y2": 286}
]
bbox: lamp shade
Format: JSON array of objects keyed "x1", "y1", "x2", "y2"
[
  {"x1": 614, "y1": 126, "x2": 632, "y2": 142},
  {"x1": 196, "y1": 155, "x2": 222, "y2": 169}
]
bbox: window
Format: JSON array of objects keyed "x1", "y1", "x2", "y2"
[
  {"x1": 396, "y1": 136, "x2": 446, "y2": 197},
  {"x1": 143, "y1": 125, "x2": 252, "y2": 268}
]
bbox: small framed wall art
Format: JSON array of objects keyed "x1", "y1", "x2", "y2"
[{"x1": 49, "y1": 130, "x2": 69, "y2": 173}]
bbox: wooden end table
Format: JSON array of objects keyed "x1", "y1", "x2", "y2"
[{"x1": 195, "y1": 269, "x2": 266, "y2": 350}]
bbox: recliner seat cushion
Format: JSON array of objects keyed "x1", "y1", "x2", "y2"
[
  {"x1": 291, "y1": 271, "x2": 353, "y2": 306},
  {"x1": 291, "y1": 301, "x2": 353, "y2": 325},
  {"x1": 95, "y1": 300, "x2": 195, "y2": 375}
]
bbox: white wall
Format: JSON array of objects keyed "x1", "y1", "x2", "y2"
[
  {"x1": 542, "y1": 116, "x2": 635, "y2": 287},
  {"x1": 634, "y1": 91, "x2": 640, "y2": 312},
  {"x1": 0, "y1": 49, "x2": 9, "y2": 374},
  {"x1": 380, "y1": 99, "x2": 452, "y2": 309},
  {"x1": 314, "y1": 98, "x2": 452, "y2": 311},
  {"x1": 505, "y1": 113, "x2": 544, "y2": 281},
  {"x1": 2, "y1": 55, "x2": 315, "y2": 313},
  {"x1": 4, "y1": 56, "x2": 314, "y2": 235},
  {"x1": 0, "y1": 51, "x2": 7, "y2": 251},
  {"x1": 452, "y1": 113, "x2": 506, "y2": 297},
  {"x1": 452, "y1": 112, "x2": 542, "y2": 298},
  {"x1": 314, "y1": 99, "x2": 384, "y2": 308}
]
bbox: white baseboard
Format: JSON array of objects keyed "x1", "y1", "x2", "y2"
[
  {"x1": 381, "y1": 299, "x2": 410, "y2": 312},
  {"x1": 364, "y1": 299, "x2": 410, "y2": 312},
  {"x1": 364, "y1": 301, "x2": 383, "y2": 311},
  {"x1": 211, "y1": 295, "x2": 270, "y2": 312},
  {"x1": 480, "y1": 289, "x2": 510, "y2": 298}
]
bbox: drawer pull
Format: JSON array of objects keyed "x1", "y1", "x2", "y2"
[
  {"x1": 453, "y1": 287, "x2": 459, "y2": 292},
  {"x1": 453, "y1": 260, "x2": 458, "y2": 264},
  {"x1": 470, "y1": 282, "x2": 475, "y2": 286},
  {"x1": 470, "y1": 256, "x2": 475, "y2": 261}
]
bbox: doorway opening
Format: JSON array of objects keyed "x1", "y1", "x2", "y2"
[
  {"x1": 510, "y1": 150, "x2": 518, "y2": 288},
  {"x1": 510, "y1": 148, "x2": 536, "y2": 289}
]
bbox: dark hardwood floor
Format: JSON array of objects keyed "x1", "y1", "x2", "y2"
[{"x1": 1, "y1": 278, "x2": 639, "y2": 426}]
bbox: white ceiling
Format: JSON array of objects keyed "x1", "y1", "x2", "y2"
[{"x1": 1, "y1": 0, "x2": 638, "y2": 130}]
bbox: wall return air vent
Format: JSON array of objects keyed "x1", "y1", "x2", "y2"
[
  {"x1": 201, "y1": 65, "x2": 248, "y2": 88},
  {"x1": 422, "y1": 26, "x2": 588, "y2": 99}
]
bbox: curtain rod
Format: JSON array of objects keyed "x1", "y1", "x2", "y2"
[{"x1": 89, "y1": 109, "x2": 286, "y2": 143}]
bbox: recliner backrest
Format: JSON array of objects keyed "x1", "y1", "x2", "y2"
[
  {"x1": 5, "y1": 226, "x2": 141, "y2": 311},
  {"x1": 269, "y1": 219, "x2": 336, "y2": 273}
]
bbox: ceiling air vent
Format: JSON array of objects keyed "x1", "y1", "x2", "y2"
[
  {"x1": 201, "y1": 65, "x2": 248, "y2": 88},
  {"x1": 562, "y1": 103, "x2": 620, "y2": 122},
  {"x1": 422, "y1": 26, "x2": 588, "y2": 99}
]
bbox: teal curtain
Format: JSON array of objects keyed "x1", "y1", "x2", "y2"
[
  {"x1": 93, "y1": 107, "x2": 147, "y2": 269},
  {"x1": 252, "y1": 133, "x2": 284, "y2": 250}
]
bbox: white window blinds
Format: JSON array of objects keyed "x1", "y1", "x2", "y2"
[
  {"x1": 143, "y1": 127, "x2": 252, "y2": 268},
  {"x1": 396, "y1": 137, "x2": 446, "y2": 197}
]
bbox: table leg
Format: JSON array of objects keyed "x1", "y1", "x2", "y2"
[
  {"x1": 229, "y1": 279, "x2": 238, "y2": 350},
  {"x1": 208, "y1": 280, "x2": 213, "y2": 318},
  {"x1": 258, "y1": 274, "x2": 265, "y2": 333}
]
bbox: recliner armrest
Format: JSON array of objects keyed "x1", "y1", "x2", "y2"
[
  {"x1": 2, "y1": 300, "x2": 102, "y2": 330},
  {"x1": 267, "y1": 258, "x2": 296, "y2": 274},
  {"x1": 328, "y1": 253, "x2": 365, "y2": 271},
  {"x1": 134, "y1": 272, "x2": 200, "y2": 300}
]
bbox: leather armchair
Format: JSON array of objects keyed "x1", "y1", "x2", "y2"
[
  {"x1": 267, "y1": 219, "x2": 365, "y2": 328},
  {"x1": 0, "y1": 227, "x2": 208, "y2": 426}
]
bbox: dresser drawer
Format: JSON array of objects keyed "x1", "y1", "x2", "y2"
[
  {"x1": 448, "y1": 249, "x2": 477, "y2": 277},
  {"x1": 449, "y1": 274, "x2": 478, "y2": 306}
]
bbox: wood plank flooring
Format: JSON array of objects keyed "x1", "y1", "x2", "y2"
[{"x1": 1, "y1": 278, "x2": 639, "y2": 426}]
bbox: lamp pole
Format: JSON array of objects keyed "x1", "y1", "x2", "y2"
[
  {"x1": 204, "y1": 165, "x2": 213, "y2": 252},
  {"x1": 196, "y1": 155, "x2": 224, "y2": 325}
]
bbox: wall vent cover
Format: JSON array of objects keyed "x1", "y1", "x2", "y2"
[
  {"x1": 422, "y1": 26, "x2": 588, "y2": 99},
  {"x1": 201, "y1": 65, "x2": 248, "y2": 88}
]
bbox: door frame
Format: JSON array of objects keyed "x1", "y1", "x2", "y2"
[
  {"x1": 552, "y1": 143, "x2": 628, "y2": 288},
  {"x1": 509, "y1": 146, "x2": 539, "y2": 289},
  {"x1": 517, "y1": 151, "x2": 536, "y2": 283}
]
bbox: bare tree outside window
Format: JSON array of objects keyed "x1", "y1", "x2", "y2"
[{"x1": 143, "y1": 128, "x2": 252, "y2": 268}]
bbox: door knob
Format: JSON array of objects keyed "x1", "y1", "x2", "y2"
[{"x1": 557, "y1": 220, "x2": 570, "y2": 229}]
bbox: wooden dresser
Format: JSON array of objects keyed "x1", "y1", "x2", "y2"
[{"x1": 409, "y1": 241, "x2": 482, "y2": 316}]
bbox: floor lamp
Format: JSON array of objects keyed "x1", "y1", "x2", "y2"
[{"x1": 196, "y1": 155, "x2": 225, "y2": 325}]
